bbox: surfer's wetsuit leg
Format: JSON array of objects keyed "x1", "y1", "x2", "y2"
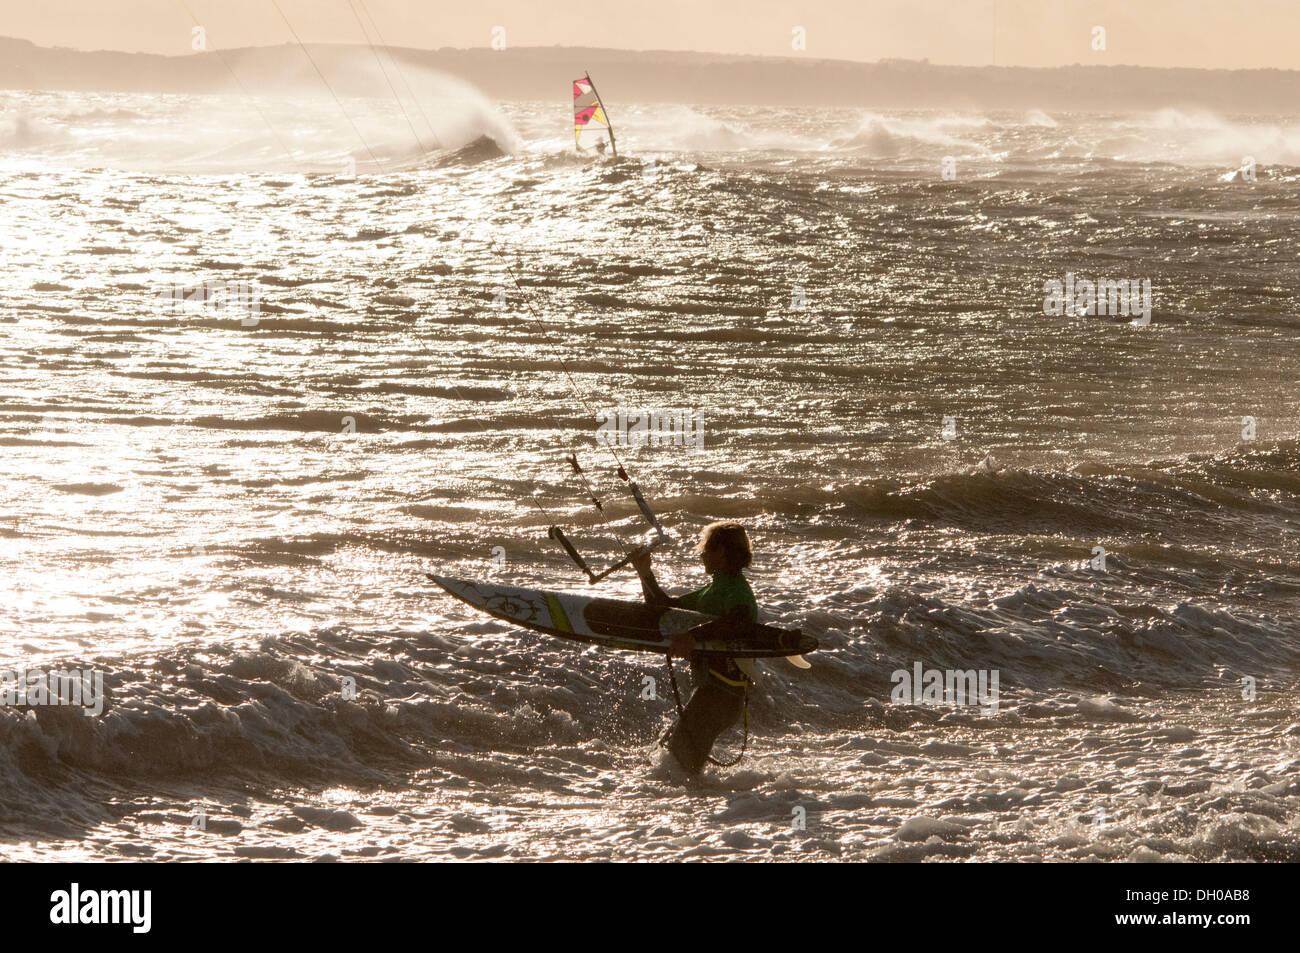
[{"x1": 666, "y1": 666, "x2": 745, "y2": 774}]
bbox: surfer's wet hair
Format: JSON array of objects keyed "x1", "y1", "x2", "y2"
[{"x1": 694, "y1": 522, "x2": 752, "y2": 573}]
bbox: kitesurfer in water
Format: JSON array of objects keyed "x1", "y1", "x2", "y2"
[{"x1": 631, "y1": 522, "x2": 758, "y2": 774}]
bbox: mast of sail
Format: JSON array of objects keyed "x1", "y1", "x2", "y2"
[
  {"x1": 586, "y1": 73, "x2": 617, "y2": 157},
  {"x1": 573, "y1": 72, "x2": 617, "y2": 157}
]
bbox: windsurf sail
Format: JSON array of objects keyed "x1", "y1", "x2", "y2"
[{"x1": 573, "y1": 73, "x2": 617, "y2": 157}]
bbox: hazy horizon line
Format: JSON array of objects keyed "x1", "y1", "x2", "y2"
[{"x1": 5, "y1": 35, "x2": 1300, "y2": 77}]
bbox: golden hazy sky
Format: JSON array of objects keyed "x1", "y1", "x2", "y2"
[{"x1": 3, "y1": 0, "x2": 1293, "y2": 69}]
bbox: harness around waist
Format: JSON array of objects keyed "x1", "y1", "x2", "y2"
[{"x1": 708, "y1": 667, "x2": 749, "y2": 689}]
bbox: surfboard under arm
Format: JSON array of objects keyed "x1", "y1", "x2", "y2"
[{"x1": 427, "y1": 574, "x2": 817, "y2": 659}]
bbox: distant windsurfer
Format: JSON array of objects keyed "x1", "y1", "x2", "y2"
[{"x1": 632, "y1": 522, "x2": 758, "y2": 774}]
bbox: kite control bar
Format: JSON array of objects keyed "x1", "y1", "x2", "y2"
[
  {"x1": 548, "y1": 526, "x2": 665, "y2": 584},
  {"x1": 549, "y1": 453, "x2": 669, "y2": 584}
]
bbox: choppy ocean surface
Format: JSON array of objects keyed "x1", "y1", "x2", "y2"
[{"x1": 1, "y1": 87, "x2": 1299, "y2": 861}]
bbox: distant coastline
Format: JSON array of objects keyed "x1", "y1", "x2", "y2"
[{"x1": 2, "y1": 36, "x2": 1298, "y2": 112}]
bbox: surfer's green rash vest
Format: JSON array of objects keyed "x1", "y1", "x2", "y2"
[{"x1": 678, "y1": 572, "x2": 759, "y2": 692}]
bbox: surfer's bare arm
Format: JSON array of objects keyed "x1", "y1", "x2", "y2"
[
  {"x1": 630, "y1": 550, "x2": 698, "y2": 656},
  {"x1": 631, "y1": 549, "x2": 678, "y2": 607}
]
